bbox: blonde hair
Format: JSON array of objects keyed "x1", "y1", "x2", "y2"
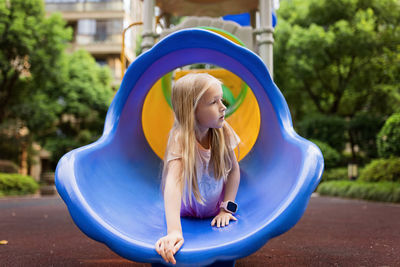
[{"x1": 161, "y1": 73, "x2": 235, "y2": 206}]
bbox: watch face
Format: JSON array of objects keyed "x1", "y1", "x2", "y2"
[{"x1": 227, "y1": 201, "x2": 238, "y2": 213}]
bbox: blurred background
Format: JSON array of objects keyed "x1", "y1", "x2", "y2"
[{"x1": 0, "y1": 0, "x2": 399, "y2": 204}]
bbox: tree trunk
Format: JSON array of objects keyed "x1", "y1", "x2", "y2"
[
  {"x1": 20, "y1": 141, "x2": 28, "y2": 176},
  {"x1": 347, "y1": 128, "x2": 358, "y2": 180}
]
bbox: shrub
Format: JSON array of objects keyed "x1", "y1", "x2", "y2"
[
  {"x1": 0, "y1": 173, "x2": 39, "y2": 196},
  {"x1": 311, "y1": 139, "x2": 341, "y2": 169},
  {"x1": 322, "y1": 167, "x2": 348, "y2": 182},
  {"x1": 348, "y1": 112, "x2": 385, "y2": 159},
  {"x1": 340, "y1": 150, "x2": 370, "y2": 167},
  {"x1": 297, "y1": 114, "x2": 347, "y2": 152},
  {"x1": 0, "y1": 160, "x2": 19, "y2": 173},
  {"x1": 358, "y1": 157, "x2": 400, "y2": 183},
  {"x1": 317, "y1": 181, "x2": 400, "y2": 203},
  {"x1": 377, "y1": 113, "x2": 400, "y2": 158},
  {"x1": 0, "y1": 130, "x2": 22, "y2": 165}
]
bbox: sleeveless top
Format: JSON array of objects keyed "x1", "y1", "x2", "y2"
[{"x1": 164, "y1": 121, "x2": 240, "y2": 218}]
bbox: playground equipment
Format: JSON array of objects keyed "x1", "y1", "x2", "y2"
[
  {"x1": 143, "y1": 26, "x2": 260, "y2": 162},
  {"x1": 56, "y1": 28, "x2": 324, "y2": 266}
]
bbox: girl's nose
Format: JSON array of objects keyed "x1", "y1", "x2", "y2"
[{"x1": 220, "y1": 101, "x2": 227, "y2": 111}]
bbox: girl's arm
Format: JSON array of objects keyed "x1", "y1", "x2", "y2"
[
  {"x1": 223, "y1": 149, "x2": 240, "y2": 203},
  {"x1": 211, "y1": 149, "x2": 240, "y2": 227},
  {"x1": 155, "y1": 159, "x2": 184, "y2": 265},
  {"x1": 164, "y1": 159, "x2": 183, "y2": 235}
]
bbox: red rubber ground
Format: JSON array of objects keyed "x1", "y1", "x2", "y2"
[{"x1": 1, "y1": 194, "x2": 399, "y2": 266}]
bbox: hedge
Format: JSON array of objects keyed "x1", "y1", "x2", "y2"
[
  {"x1": 317, "y1": 180, "x2": 400, "y2": 203},
  {"x1": 358, "y1": 157, "x2": 400, "y2": 183},
  {"x1": 297, "y1": 114, "x2": 347, "y2": 152},
  {"x1": 0, "y1": 173, "x2": 39, "y2": 196},
  {"x1": 322, "y1": 167, "x2": 348, "y2": 182},
  {"x1": 377, "y1": 113, "x2": 400, "y2": 158},
  {"x1": 0, "y1": 160, "x2": 19, "y2": 173},
  {"x1": 348, "y1": 112, "x2": 385, "y2": 159},
  {"x1": 311, "y1": 139, "x2": 341, "y2": 169}
]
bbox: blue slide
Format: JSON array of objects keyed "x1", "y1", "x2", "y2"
[{"x1": 55, "y1": 28, "x2": 324, "y2": 266}]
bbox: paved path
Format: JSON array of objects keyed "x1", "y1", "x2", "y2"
[{"x1": 1, "y1": 194, "x2": 399, "y2": 266}]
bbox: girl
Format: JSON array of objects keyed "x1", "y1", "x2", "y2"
[{"x1": 155, "y1": 73, "x2": 241, "y2": 265}]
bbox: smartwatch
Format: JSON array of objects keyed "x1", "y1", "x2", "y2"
[{"x1": 220, "y1": 201, "x2": 238, "y2": 214}]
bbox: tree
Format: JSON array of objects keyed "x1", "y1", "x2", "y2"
[
  {"x1": 40, "y1": 50, "x2": 113, "y2": 166},
  {"x1": 10, "y1": 48, "x2": 114, "y2": 168},
  {"x1": 274, "y1": 0, "x2": 400, "y2": 120},
  {"x1": 0, "y1": 0, "x2": 71, "y2": 169},
  {"x1": 0, "y1": 0, "x2": 114, "y2": 170},
  {"x1": 0, "y1": 0, "x2": 71, "y2": 123},
  {"x1": 274, "y1": 0, "x2": 400, "y2": 162}
]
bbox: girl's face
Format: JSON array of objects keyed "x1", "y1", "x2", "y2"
[{"x1": 195, "y1": 83, "x2": 227, "y2": 131}]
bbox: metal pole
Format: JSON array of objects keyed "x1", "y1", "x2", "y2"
[
  {"x1": 121, "y1": 22, "x2": 143, "y2": 80},
  {"x1": 258, "y1": 0, "x2": 274, "y2": 78},
  {"x1": 141, "y1": 0, "x2": 155, "y2": 52}
]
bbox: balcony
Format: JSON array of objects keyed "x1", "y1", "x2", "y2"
[
  {"x1": 45, "y1": 0, "x2": 125, "y2": 20},
  {"x1": 67, "y1": 34, "x2": 121, "y2": 54}
]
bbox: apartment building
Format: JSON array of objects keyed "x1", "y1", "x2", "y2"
[{"x1": 45, "y1": 0, "x2": 143, "y2": 84}]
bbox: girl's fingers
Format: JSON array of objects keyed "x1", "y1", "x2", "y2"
[
  {"x1": 174, "y1": 239, "x2": 184, "y2": 253},
  {"x1": 166, "y1": 241, "x2": 176, "y2": 264},
  {"x1": 155, "y1": 240, "x2": 161, "y2": 254},
  {"x1": 156, "y1": 236, "x2": 185, "y2": 264},
  {"x1": 167, "y1": 252, "x2": 176, "y2": 265},
  {"x1": 160, "y1": 241, "x2": 168, "y2": 263},
  {"x1": 225, "y1": 216, "x2": 229, "y2": 227},
  {"x1": 211, "y1": 214, "x2": 238, "y2": 228}
]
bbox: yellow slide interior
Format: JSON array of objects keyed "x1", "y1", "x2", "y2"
[{"x1": 142, "y1": 68, "x2": 260, "y2": 162}]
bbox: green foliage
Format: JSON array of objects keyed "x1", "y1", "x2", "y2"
[
  {"x1": 0, "y1": 0, "x2": 72, "y2": 123},
  {"x1": 275, "y1": 0, "x2": 400, "y2": 120},
  {"x1": 348, "y1": 112, "x2": 385, "y2": 159},
  {"x1": 0, "y1": 160, "x2": 19, "y2": 173},
  {"x1": 276, "y1": 0, "x2": 400, "y2": 165},
  {"x1": 0, "y1": 173, "x2": 39, "y2": 196},
  {"x1": 359, "y1": 157, "x2": 400, "y2": 183},
  {"x1": 317, "y1": 180, "x2": 400, "y2": 203},
  {"x1": 40, "y1": 50, "x2": 113, "y2": 166},
  {"x1": 0, "y1": 0, "x2": 70, "y2": 163},
  {"x1": 311, "y1": 139, "x2": 341, "y2": 168},
  {"x1": 0, "y1": 121, "x2": 23, "y2": 163},
  {"x1": 297, "y1": 114, "x2": 347, "y2": 151},
  {"x1": 322, "y1": 167, "x2": 348, "y2": 182},
  {"x1": 377, "y1": 113, "x2": 400, "y2": 158},
  {"x1": 0, "y1": 0, "x2": 114, "y2": 168},
  {"x1": 135, "y1": 33, "x2": 143, "y2": 56},
  {"x1": 340, "y1": 150, "x2": 370, "y2": 167}
]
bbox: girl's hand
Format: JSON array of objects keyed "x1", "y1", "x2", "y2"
[
  {"x1": 155, "y1": 231, "x2": 184, "y2": 265},
  {"x1": 211, "y1": 210, "x2": 238, "y2": 227}
]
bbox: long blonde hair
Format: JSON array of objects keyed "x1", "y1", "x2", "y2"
[{"x1": 161, "y1": 73, "x2": 234, "y2": 206}]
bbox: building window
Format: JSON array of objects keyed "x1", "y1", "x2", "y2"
[
  {"x1": 46, "y1": 0, "x2": 119, "y2": 3},
  {"x1": 78, "y1": 19, "x2": 96, "y2": 35},
  {"x1": 95, "y1": 21, "x2": 107, "y2": 41},
  {"x1": 77, "y1": 19, "x2": 122, "y2": 42},
  {"x1": 95, "y1": 58, "x2": 108, "y2": 66}
]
